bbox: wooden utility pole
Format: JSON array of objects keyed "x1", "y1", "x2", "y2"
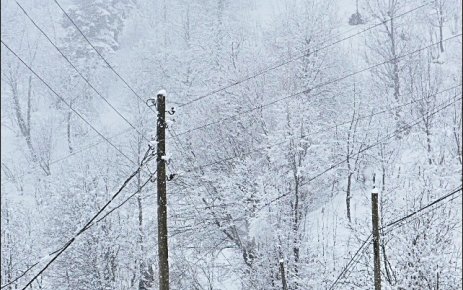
[
  {"x1": 371, "y1": 186, "x2": 381, "y2": 290},
  {"x1": 279, "y1": 258, "x2": 288, "y2": 290},
  {"x1": 156, "y1": 90, "x2": 169, "y2": 290},
  {"x1": 436, "y1": 271, "x2": 439, "y2": 290}
]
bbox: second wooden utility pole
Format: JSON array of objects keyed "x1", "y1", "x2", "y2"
[
  {"x1": 371, "y1": 186, "x2": 381, "y2": 290},
  {"x1": 279, "y1": 258, "x2": 288, "y2": 290},
  {"x1": 156, "y1": 90, "x2": 170, "y2": 290}
]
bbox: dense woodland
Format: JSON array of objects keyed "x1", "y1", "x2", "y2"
[{"x1": 1, "y1": 0, "x2": 462, "y2": 289}]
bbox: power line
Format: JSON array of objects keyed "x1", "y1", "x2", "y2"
[
  {"x1": 166, "y1": 91, "x2": 461, "y2": 274},
  {"x1": 335, "y1": 190, "x2": 462, "y2": 289},
  {"x1": 248, "y1": 96, "x2": 461, "y2": 213},
  {"x1": 1, "y1": 174, "x2": 157, "y2": 289},
  {"x1": 49, "y1": 0, "x2": 457, "y2": 157},
  {"x1": 338, "y1": 186, "x2": 461, "y2": 288},
  {"x1": 172, "y1": 35, "x2": 462, "y2": 138},
  {"x1": 177, "y1": 87, "x2": 461, "y2": 175},
  {"x1": 381, "y1": 192, "x2": 463, "y2": 237},
  {"x1": 168, "y1": 97, "x2": 461, "y2": 290},
  {"x1": 53, "y1": 0, "x2": 175, "y2": 158},
  {"x1": 167, "y1": 94, "x2": 461, "y2": 237},
  {"x1": 166, "y1": 127, "x2": 222, "y2": 226},
  {"x1": 53, "y1": 0, "x2": 156, "y2": 115},
  {"x1": 53, "y1": 0, "x2": 447, "y2": 152},
  {"x1": 177, "y1": 2, "x2": 431, "y2": 108},
  {"x1": 1, "y1": 40, "x2": 140, "y2": 169},
  {"x1": 167, "y1": 126, "x2": 259, "y2": 259},
  {"x1": 1, "y1": 127, "x2": 133, "y2": 185},
  {"x1": 52, "y1": 1, "x2": 461, "y2": 196},
  {"x1": 2, "y1": 7, "x2": 156, "y2": 284},
  {"x1": 15, "y1": 1, "x2": 150, "y2": 143},
  {"x1": 54, "y1": 0, "x2": 429, "y2": 114},
  {"x1": 298, "y1": 97, "x2": 461, "y2": 187},
  {"x1": 382, "y1": 186, "x2": 463, "y2": 231},
  {"x1": 94, "y1": 175, "x2": 157, "y2": 225},
  {"x1": 328, "y1": 185, "x2": 462, "y2": 290},
  {"x1": 0, "y1": 245, "x2": 67, "y2": 290},
  {"x1": 20, "y1": 2, "x2": 460, "y2": 286},
  {"x1": 328, "y1": 234, "x2": 372, "y2": 290},
  {"x1": 1, "y1": 149, "x2": 155, "y2": 290}
]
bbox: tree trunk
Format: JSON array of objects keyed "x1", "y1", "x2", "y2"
[
  {"x1": 389, "y1": 17, "x2": 402, "y2": 131},
  {"x1": 67, "y1": 109, "x2": 73, "y2": 153},
  {"x1": 346, "y1": 172, "x2": 353, "y2": 223},
  {"x1": 279, "y1": 259, "x2": 288, "y2": 290}
]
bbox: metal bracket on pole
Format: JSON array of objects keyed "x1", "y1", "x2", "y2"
[
  {"x1": 166, "y1": 107, "x2": 175, "y2": 115},
  {"x1": 146, "y1": 98, "x2": 157, "y2": 108}
]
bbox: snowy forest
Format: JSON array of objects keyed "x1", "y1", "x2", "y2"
[{"x1": 1, "y1": 0, "x2": 462, "y2": 289}]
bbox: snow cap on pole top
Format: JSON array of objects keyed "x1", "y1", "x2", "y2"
[
  {"x1": 157, "y1": 89, "x2": 167, "y2": 96},
  {"x1": 372, "y1": 187, "x2": 380, "y2": 194}
]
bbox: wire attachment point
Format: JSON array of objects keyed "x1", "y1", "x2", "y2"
[
  {"x1": 167, "y1": 107, "x2": 175, "y2": 115},
  {"x1": 146, "y1": 98, "x2": 157, "y2": 108}
]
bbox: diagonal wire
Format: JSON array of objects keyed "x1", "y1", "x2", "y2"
[
  {"x1": 382, "y1": 186, "x2": 463, "y2": 231},
  {"x1": 177, "y1": 86, "x2": 461, "y2": 174},
  {"x1": 381, "y1": 191, "x2": 463, "y2": 237},
  {"x1": 298, "y1": 97, "x2": 461, "y2": 187},
  {"x1": 1, "y1": 40, "x2": 141, "y2": 169},
  {"x1": 164, "y1": 92, "x2": 461, "y2": 253},
  {"x1": 165, "y1": 87, "x2": 461, "y2": 281},
  {"x1": 177, "y1": 2, "x2": 431, "y2": 108},
  {"x1": 0, "y1": 149, "x2": 155, "y2": 290},
  {"x1": 1, "y1": 127, "x2": 133, "y2": 185},
  {"x1": 166, "y1": 91, "x2": 460, "y2": 290},
  {"x1": 328, "y1": 186, "x2": 462, "y2": 289},
  {"x1": 172, "y1": 34, "x2": 462, "y2": 137},
  {"x1": 94, "y1": 173, "x2": 157, "y2": 224},
  {"x1": 328, "y1": 234, "x2": 372, "y2": 290},
  {"x1": 15, "y1": 1, "x2": 150, "y2": 143},
  {"x1": 335, "y1": 188, "x2": 461, "y2": 289},
  {"x1": 243, "y1": 95, "x2": 461, "y2": 214},
  {"x1": 53, "y1": 0, "x2": 157, "y2": 116},
  {"x1": 53, "y1": 0, "x2": 429, "y2": 114}
]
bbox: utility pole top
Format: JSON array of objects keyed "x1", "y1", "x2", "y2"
[{"x1": 157, "y1": 89, "x2": 167, "y2": 97}]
